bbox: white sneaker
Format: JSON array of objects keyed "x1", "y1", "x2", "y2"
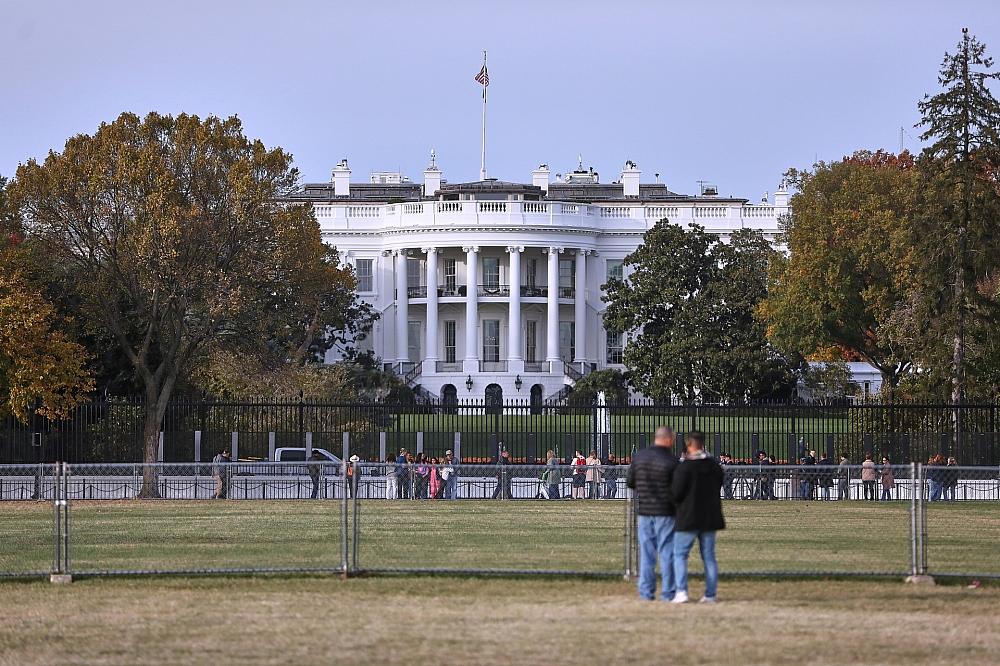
[
  {"x1": 670, "y1": 591, "x2": 689, "y2": 604},
  {"x1": 699, "y1": 596, "x2": 717, "y2": 604}
]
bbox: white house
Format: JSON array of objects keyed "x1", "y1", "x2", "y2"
[{"x1": 283, "y1": 154, "x2": 789, "y2": 406}]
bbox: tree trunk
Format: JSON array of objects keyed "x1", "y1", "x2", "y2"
[{"x1": 139, "y1": 397, "x2": 162, "y2": 498}]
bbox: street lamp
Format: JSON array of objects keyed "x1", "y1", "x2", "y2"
[
  {"x1": 514, "y1": 375, "x2": 523, "y2": 391},
  {"x1": 465, "y1": 375, "x2": 474, "y2": 392}
]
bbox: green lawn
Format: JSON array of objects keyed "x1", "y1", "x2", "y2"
[
  {"x1": 2, "y1": 500, "x2": 997, "y2": 578},
  {"x1": 1, "y1": 577, "x2": 998, "y2": 665}
]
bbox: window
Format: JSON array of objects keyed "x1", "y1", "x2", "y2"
[
  {"x1": 483, "y1": 319, "x2": 500, "y2": 362},
  {"x1": 525, "y1": 320, "x2": 537, "y2": 363},
  {"x1": 444, "y1": 320, "x2": 457, "y2": 363},
  {"x1": 407, "y1": 321, "x2": 421, "y2": 363},
  {"x1": 606, "y1": 260, "x2": 623, "y2": 284},
  {"x1": 559, "y1": 321, "x2": 575, "y2": 362},
  {"x1": 406, "y1": 257, "x2": 421, "y2": 290},
  {"x1": 482, "y1": 257, "x2": 500, "y2": 288},
  {"x1": 606, "y1": 329, "x2": 624, "y2": 364},
  {"x1": 356, "y1": 259, "x2": 374, "y2": 292},
  {"x1": 525, "y1": 258, "x2": 538, "y2": 288},
  {"x1": 559, "y1": 259, "x2": 575, "y2": 296},
  {"x1": 444, "y1": 258, "x2": 457, "y2": 293}
]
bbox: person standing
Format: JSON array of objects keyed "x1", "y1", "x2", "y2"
[
  {"x1": 415, "y1": 453, "x2": 430, "y2": 500},
  {"x1": 571, "y1": 450, "x2": 587, "y2": 499},
  {"x1": 754, "y1": 451, "x2": 773, "y2": 500},
  {"x1": 585, "y1": 450, "x2": 602, "y2": 499},
  {"x1": 836, "y1": 455, "x2": 851, "y2": 500},
  {"x1": 943, "y1": 456, "x2": 960, "y2": 501},
  {"x1": 719, "y1": 453, "x2": 735, "y2": 500},
  {"x1": 602, "y1": 452, "x2": 619, "y2": 499},
  {"x1": 625, "y1": 426, "x2": 679, "y2": 601},
  {"x1": 545, "y1": 450, "x2": 562, "y2": 500},
  {"x1": 816, "y1": 453, "x2": 833, "y2": 501},
  {"x1": 927, "y1": 454, "x2": 945, "y2": 501},
  {"x1": 395, "y1": 449, "x2": 409, "y2": 499},
  {"x1": 671, "y1": 430, "x2": 725, "y2": 604},
  {"x1": 429, "y1": 457, "x2": 443, "y2": 499},
  {"x1": 861, "y1": 453, "x2": 877, "y2": 501},
  {"x1": 211, "y1": 448, "x2": 231, "y2": 500},
  {"x1": 385, "y1": 455, "x2": 397, "y2": 500},
  {"x1": 443, "y1": 450, "x2": 458, "y2": 500},
  {"x1": 879, "y1": 456, "x2": 895, "y2": 501},
  {"x1": 799, "y1": 450, "x2": 817, "y2": 500},
  {"x1": 308, "y1": 450, "x2": 325, "y2": 499},
  {"x1": 492, "y1": 449, "x2": 512, "y2": 499}
]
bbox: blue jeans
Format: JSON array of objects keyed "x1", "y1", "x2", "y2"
[
  {"x1": 674, "y1": 530, "x2": 718, "y2": 600},
  {"x1": 800, "y1": 480, "x2": 813, "y2": 500},
  {"x1": 445, "y1": 475, "x2": 458, "y2": 500},
  {"x1": 637, "y1": 515, "x2": 676, "y2": 600},
  {"x1": 605, "y1": 479, "x2": 617, "y2": 499},
  {"x1": 929, "y1": 480, "x2": 943, "y2": 501}
]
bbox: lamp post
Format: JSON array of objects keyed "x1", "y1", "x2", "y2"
[
  {"x1": 465, "y1": 375, "x2": 474, "y2": 392},
  {"x1": 514, "y1": 375, "x2": 523, "y2": 392}
]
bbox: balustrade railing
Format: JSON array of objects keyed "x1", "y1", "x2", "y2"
[
  {"x1": 479, "y1": 360, "x2": 508, "y2": 373},
  {"x1": 478, "y1": 284, "x2": 510, "y2": 297},
  {"x1": 477, "y1": 201, "x2": 507, "y2": 213}
]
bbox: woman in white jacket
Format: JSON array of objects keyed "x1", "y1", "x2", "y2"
[{"x1": 385, "y1": 456, "x2": 397, "y2": 500}]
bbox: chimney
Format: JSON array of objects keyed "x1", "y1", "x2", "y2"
[
  {"x1": 531, "y1": 164, "x2": 550, "y2": 193},
  {"x1": 774, "y1": 179, "x2": 789, "y2": 208},
  {"x1": 621, "y1": 160, "x2": 640, "y2": 198},
  {"x1": 424, "y1": 149, "x2": 442, "y2": 197},
  {"x1": 332, "y1": 158, "x2": 351, "y2": 197}
]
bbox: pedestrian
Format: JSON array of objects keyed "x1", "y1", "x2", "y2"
[
  {"x1": 492, "y1": 449, "x2": 512, "y2": 499},
  {"x1": 719, "y1": 453, "x2": 734, "y2": 500},
  {"x1": 602, "y1": 452, "x2": 619, "y2": 499},
  {"x1": 799, "y1": 450, "x2": 817, "y2": 500},
  {"x1": 861, "y1": 453, "x2": 877, "y2": 501},
  {"x1": 671, "y1": 430, "x2": 725, "y2": 604},
  {"x1": 395, "y1": 448, "x2": 409, "y2": 499},
  {"x1": 440, "y1": 453, "x2": 456, "y2": 500},
  {"x1": 943, "y1": 456, "x2": 959, "y2": 501},
  {"x1": 429, "y1": 457, "x2": 443, "y2": 499},
  {"x1": 586, "y1": 450, "x2": 602, "y2": 499},
  {"x1": 385, "y1": 455, "x2": 397, "y2": 500},
  {"x1": 836, "y1": 455, "x2": 851, "y2": 500},
  {"x1": 443, "y1": 449, "x2": 458, "y2": 499},
  {"x1": 879, "y1": 456, "x2": 895, "y2": 501},
  {"x1": 626, "y1": 426, "x2": 680, "y2": 601},
  {"x1": 571, "y1": 450, "x2": 587, "y2": 499},
  {"x1": 308, "y1": 450, "x2": 325, "y2": 499},
  {"x1": 406, "y1": 452, "x2": 417, "y2": 499},
  {"x1": 816, "y1": 453, "x2": 834, "y2": 501},
  {"x1": 755, "y1": 451, "x2": 773, "y2": 500},
  {"x1": 927, "y1": 454, "x2": 945, "y2": 501},
  {"x1": 545, "y1": 450, "x2": 562, "y2": 500},
  {"x1": 347, "y1": 455, "x2": 360, "y2": 498},
  {"x1": 415, "y1": 453, "x2": 430, "y2": 499},
  {"x1": 211, "y1": 448, "x2": 231, "y2": 499}
]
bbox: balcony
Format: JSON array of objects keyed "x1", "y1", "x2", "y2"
[
  {"x1": 479, "y1": 360, "x2": 508, "y2": 372},
  {"x1": 478, "y1": 284, "x2": 510, "y2": 297},
  {"x1": 407, "y1": 286, "x2": 427, "y2": 298},
  {"x1": 558, "y1": 287, "x2": 575, "y2": 298},
  {"x1": 520, "y1": 286, "x2": 547, "y2": 297}
]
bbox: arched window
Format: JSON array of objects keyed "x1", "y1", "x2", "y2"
[
  {"x1": 485, "y1": 383, "x2": 503, "y2": 415},
  {"x1": 441, "y1": 384, "x2": 458, "y2": 414},
  {"x1": 529, "y1": 384, "x2": 544, "y2": 415}
]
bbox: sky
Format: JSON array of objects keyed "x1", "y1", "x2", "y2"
[{"x1": 2, "y1": 0, "x2": 998, "y2": 200}]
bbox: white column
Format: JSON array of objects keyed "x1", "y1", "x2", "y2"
[
  {"x1": 507, "y1": 246, "x2": 523, "y2": 371},
  {"x1": 424, "y1": 248, "x2": 439, "y2": 369},
  {"x1": 574, "y1": 249, "x2": 588, "y2": 363},
  {"x1": 545, "y1": 247, "x2": 562, "y2": 363},
  {"x1": 394, "y1": 249, "x2": 408, "y2": 363},
  {"x1": 464, "y1": 245, "x2": 479, "y2": 372}
]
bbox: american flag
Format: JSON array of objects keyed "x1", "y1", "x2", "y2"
[{"x1": 475, "y1": 64, "x2": 489, "y2": 87}]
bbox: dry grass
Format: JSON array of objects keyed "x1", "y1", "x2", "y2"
[{"x1": 0, "y1": 576, "x2": 998, "y2": 665}]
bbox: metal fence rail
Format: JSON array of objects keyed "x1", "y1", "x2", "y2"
[
  {"x1": 1, "y1": 463, "x2": 997, "y2": 581},
  {"x1": 4, "y1": 398, "x2": 1000, "y2": 466}
]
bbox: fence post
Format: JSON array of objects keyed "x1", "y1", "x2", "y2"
[
  {"x1": 453, "y1": 432, "x2": 461, "y2": 462},
  {"x1": 909, "y1": 461, "x2": 918, "y2": 577},
  {"x1": 194, "y1": 430, "x2": 202, "y2": 463},
  {"x1": 157, "y1": 432, "x2": 164, "y2": 463},
  {"x1": 351, "y1": 461, "x2": 359, "y2": 572},
  {"x1": 50, "y1": 462, "x2": 71, "y2": 584},
  {"x1": 378, "y1": 432, "x2": 387, "y2": 462},
  {"x1": 230, "y1": 432, "x2": 239, "y2": 462},
  {"x1": 268, "y1": 432, "x2": 276, "y2": 461},
  {"x1": 340, "y1": 458, "x2": 349, "y2": 579},
  {"x1": 341, "y1": 432, "x2": 350, "y2": 461},
  {"x1": 305, "y1": 431, "x2": 313, "y2": 458},
  {"x1": 416, "y1": 431, "x2": 424, "y2": 455}
]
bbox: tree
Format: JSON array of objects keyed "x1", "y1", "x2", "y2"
[
  {"x1": 0, "y1": 177, "x2": 93, "y2": 419},
  {"x1": 10, "y1": 113, "x2": 365, "y2": 494},
  {"x1": 761, "y1": 151, "x2": 919, "y2": 391},
  {"x1": 603, "y1": 221, "x2": 793, "y2": 403},
  {"x1": 567, "y1": 368, "x2": 629, "y2": 406},
  {"x1": 912, "y1": 28, "x2": 1000, "y2": 404}
]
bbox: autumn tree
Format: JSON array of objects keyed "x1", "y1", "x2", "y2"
[
  {"x1": 909, "y1": 28, "x2": 1000, "y2": 403},
  {"x1": 603, "y1": 222, "x2": 794, "y2": 403},
  {"x1": 761, "y1": 151, "x2": 918, "y2": 391},
  {"x1": 9, "y1": 113, "x2": 367, "y2": 493}
]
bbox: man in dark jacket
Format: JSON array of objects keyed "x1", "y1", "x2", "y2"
[
  {"x1": 626, "y1": 426, "x2": 679, "y2": 601},
  {"x1": 671, "y1": 430, "x2": 725, "y2": 604}
]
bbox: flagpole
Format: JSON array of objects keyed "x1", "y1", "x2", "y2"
[{"x1": 480, "y1": 50, "x2": 487, "y2": 181}]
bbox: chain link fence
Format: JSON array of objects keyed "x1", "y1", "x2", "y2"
[{"x1": 1, "y1": 462, "x2": 997, "y2": 581}]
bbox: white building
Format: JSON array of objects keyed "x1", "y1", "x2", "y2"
[{"x1": 285, "y1": 155, "x2": 788, "y2": 406}]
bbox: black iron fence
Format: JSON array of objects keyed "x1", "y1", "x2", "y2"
[{"x1": 3, "y1": 398, "x2": 1000, "y2": 465}]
